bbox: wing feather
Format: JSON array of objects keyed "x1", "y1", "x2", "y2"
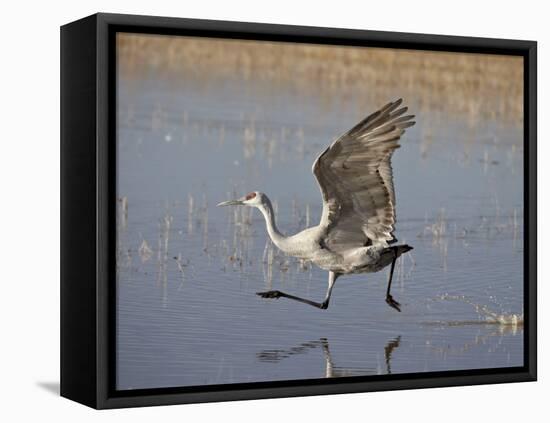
[{"x1": 312, "y1": 99, "x2": 415, "y2": 252}]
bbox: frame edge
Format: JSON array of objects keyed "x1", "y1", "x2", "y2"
[
  {"x1": 60, "y1": 14, "x2": 100, "y2": 409},
  {"x1": 82, "y1": 12, "x2": 538, "y2": 409}
]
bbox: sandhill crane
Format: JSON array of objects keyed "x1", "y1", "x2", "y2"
[{"x1": 218, "y1": 99, "x2": 415, "y2": 311}]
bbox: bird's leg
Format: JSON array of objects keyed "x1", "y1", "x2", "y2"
[
  {"x1": 256, "y1": 290, "x2": 326, "y2": 309},
  {"x1": 257, "y1": 272, "x2": 338, "y2": 310},
  {"x1": 320, "y1": 272, "x2": 338, "y2": 309},
  {"x1": 385, "y1": 249, "x2": 401, "y2": 312}
]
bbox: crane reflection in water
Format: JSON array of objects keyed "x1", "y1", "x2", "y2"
[{"x1": 257, "y1": 336, "x2": 402, "y2": 377}]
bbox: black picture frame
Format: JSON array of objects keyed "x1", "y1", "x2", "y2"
[{"x1": 60, "y1": 12, "x2": 537, "y2": 409}]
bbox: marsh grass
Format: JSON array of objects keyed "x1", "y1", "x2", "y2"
[{"x1": 118, "y1": 33, "x2": 523, "y2": 124}]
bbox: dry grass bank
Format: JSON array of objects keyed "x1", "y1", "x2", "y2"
[{"x1": 118, "y1": 33, "x2": 523, "y2": 124}]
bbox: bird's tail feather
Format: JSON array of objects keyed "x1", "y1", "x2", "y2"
[
  {"x1": 395, "y1": 244, "x2": 413, "y2": 256},
  {"x1": 379, "y1": 244, "x2": 413, "y2": 262}
]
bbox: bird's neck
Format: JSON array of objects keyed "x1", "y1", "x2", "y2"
[{"x1": 258, "y1": 199, "x2": 287, "y2": 250}]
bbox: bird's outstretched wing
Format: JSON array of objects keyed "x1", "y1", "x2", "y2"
[{"x1": 312, "y1": 99, "x2": 415, "y2": 253}]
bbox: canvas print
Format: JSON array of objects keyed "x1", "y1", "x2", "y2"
[{"x1": 116, "y1": 33, "x2": 524, "y2": 390}]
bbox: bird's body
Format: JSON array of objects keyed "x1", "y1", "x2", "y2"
[
  {"x1": 259, "y1": 205, "x2": 409, "y2": 274},
  {"x1": 218, "y1": 99, "x2": 415, "y2": 311}
]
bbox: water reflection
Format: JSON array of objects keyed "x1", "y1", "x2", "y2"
[
  {"x1": 384, "y1": 336, "x2": 401, "y2": 375},
  {"x1": 253, "y1": 323, "x2": 521, "y2": 382},
  {"x1": 257, "y1": 336, "x2": 402, "y2": 378}
]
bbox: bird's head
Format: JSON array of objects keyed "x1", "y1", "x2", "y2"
[{"x1": 217, "y1": 191, "x2": 266, "y2": 208}]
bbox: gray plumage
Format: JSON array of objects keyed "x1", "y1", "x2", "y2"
[{"x1": 218, "y1": 99, "x2": 415, "y2": 311}]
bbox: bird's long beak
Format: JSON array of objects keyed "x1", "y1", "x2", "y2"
[{"x1": 216, "y1": 198, "x2": 245, "y2": 207}]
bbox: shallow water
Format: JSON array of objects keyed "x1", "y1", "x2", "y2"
[{"x1": 116, "y1": 71, "x2": 523, "y2": 390}]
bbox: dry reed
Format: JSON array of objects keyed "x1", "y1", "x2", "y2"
[{"x1": 118, "y1": 33, "x2": 523, "y2": 124}]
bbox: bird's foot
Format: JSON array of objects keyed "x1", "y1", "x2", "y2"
[
  {"x1": 257, "y1": 290, "x2": 284, "y2": 299},
  {"x1": 385, "y1": 295, "x2": 401, "y2": 312}
]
